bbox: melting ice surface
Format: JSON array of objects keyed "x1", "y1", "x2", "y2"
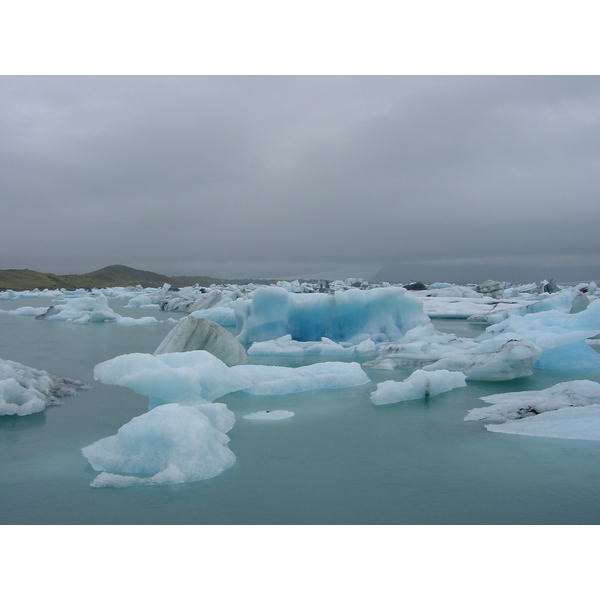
[
  {"x1": 465, "y1": 381, "x2": 600, "y2": 441},
  {"x1": 1, "y1": 279, "x2": 600, "y2": 523}
]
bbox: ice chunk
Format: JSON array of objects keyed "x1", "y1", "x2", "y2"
[
  {"x1": 484, "y1": 404, "x2": 600, "y2": 441},
  {"x1": 0, "y1": 358, "x2": 90, "y2": 416},
  {"x1": 35, "y1": 295, "x2": 118, "y2": 323},
  {"x1": 154, "y1": 315, "x2": 248, "y2": 366},
  {"x1": 231, "y1": 362, "x2": 370, "y2": 395},
  {"x1": 233, "y1": 286, "x2": 429, "y2": 345},
  {"x1": 247, "y1": 335, "x2": 376, "y2": 358},
  {"x1": 93, "y1": 350, "x2": 252, "y2": 408},
  {"x1": 243, "y1": 410, "x2": 295, "y2": 420},
  {"x1": 475, "y1": 280, "x2": 506, "y2": 299},
  {"x1": 477, "y1": 299, "x2": 600, "y2": 350},
  {"x1": 82, "y1": 403, "x2": 236, "y2": 487},
  {"x1": 365, "y1": 323, "x2": 478, "y2": 370},
  {"x1": 3, "y1": 294, "x2": 161, "y2": 325},
  {"x1": 422, "y1": 334, "x2": 542, "y2": 381},
  {"x1": 465, "y1": 380, "x2": 600, "y2": 422},
  {"x1": 482, "y1": 288, "x2": 580, "y2": 325},
  {"x1": 371, "y1": 369, "x2": 467, "y2": 405},
  {"x1": 186, "y1": 289, "x2": 224, "y2": 312}
]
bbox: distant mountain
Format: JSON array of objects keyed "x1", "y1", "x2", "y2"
[
  {"x1": 0, "y1": 264, "x2": 285, "y2": 291},
  {"x1": 81, "y1": 265, "x2": 186, "y2": 288}
]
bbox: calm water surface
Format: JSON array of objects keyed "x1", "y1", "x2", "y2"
[{"x1": 1, "y1": 297, "x2": 599, "y2": 524}]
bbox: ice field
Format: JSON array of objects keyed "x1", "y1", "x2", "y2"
[{"x1": 1, "y1": 278, "x2": 600, "y2": 524}]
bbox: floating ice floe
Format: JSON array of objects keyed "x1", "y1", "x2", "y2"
[
  {"x1": 94, "y1": 350, "x2": 369, "y2": 404},
  {"x1": 484, "y1": 405, "x2": 600, "y2": 441},
  {"x1": 154, "y1": 315, "x2": 248, "y2": 366},
  {"x1": 465, "y1": 380, "x2": 600, "y2": 441},
  {"x1": 248, "y1": 334, "x2": 376, "y2": 357},
  {"x1": 371, "y1": 369, "x2": 467, "y2": 405},
  {"x1": 365, "y1": 324, "x2": 542, "y2": 381},
  {"x1": 233, "y1": 286, "x2": 429, "y2": 345},
  {"x1": 476, "y1": 299, "x2": 600, "y2": 370},
  {"x1": 231, "y1": 362, "x2": 370, "y2": 395},
  {"x1": 93, "y1": 350, "x2": 252, "y2": 409},
  {"x1": 0, "y1": 358, "x2": 90, "y2": 416},
  {"x1": 82, "y1": 403, "x2": 236, "y2": 487},
  {"x1": 472, "y1": 288, "x2": 581, "y2": 325},
  {"x1": 422, "y1": 334, "x2": 542, "y2": 381},
  {"x1": 243, "y1": 410, "x2": 295, "y2": 420},
  {"x1": 2, "y1": 295, "x2": 161, "y2": 325},
  {"x1": 365, "y1": 323, "x2": 478, "y2": 370}
]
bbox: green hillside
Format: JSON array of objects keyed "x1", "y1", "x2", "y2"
[{"x1": 0, "y1": 264, "x2": 285, "y2": 291}]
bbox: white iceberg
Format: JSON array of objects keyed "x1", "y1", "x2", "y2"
[
  {"x1": 366, "y1": 324, "x2": 541, "y2": 381},
  {"x1": 365, "y1": 323, "x2": 478, "y2": 370},
  {"x1": 4, "y1": 294, "x2": 161, "y2": 325},
  {"x1": 371, "y1": 369, "x2": 467, "y2": 405},
  {"x1": 231, "y1": 362, "x2": 370, "y2": 395},
  {"x1": 247, "y1": 334, "x2": 376, "y2": 358},
  {"x1": 93, "y1": 350, "x2": 252, "y2": 409},
  {"x1": 82, "y1": 403, "x2": 236, "y2": 487},
  {"x1": 465, "y1": 380, "x2": 600, "y2": 422},
  {"x1": 476, "y1": 299, "x2": 600, "y2": 370},
  {"x1": 485, "y1": 405, "x2": 600, "y2": 441},
  {"x1": 422, "y1": 334, "x2": 542, "y2": 381},
  {"x1": 0, "y1": 358, "x2": 90, "y2": 416},
  {"x1": 464, "y1": 380, "x2": 600, "y2": 441}
]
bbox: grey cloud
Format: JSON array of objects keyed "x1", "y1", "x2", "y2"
[{"x1": 1, "y1": 75, "x2": 599, "y2": 283}]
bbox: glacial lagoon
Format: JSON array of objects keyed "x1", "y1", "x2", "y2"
[{"x1": 1, "y1": 295, "x2": 600, "y2": 525}]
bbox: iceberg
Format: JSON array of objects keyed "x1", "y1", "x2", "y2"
[
  {"x1": 422, "y1": 334, "x2": 542, "y2": 381},
  {"x1": 233, "y1": 286, "x2": 429, "y2": 345},
  {"x1": 371, "y1": 369, "x2": 467, "y2": 405},
  {"x1": 365, "y1": 323, "x2": 478, "y2": 370},
  {"x1": 479, "y1": 288, "x2": 580, "y2": 325},
  {"x1": 465, "y1": 381, "x2": 600, "y2": 441},
  {"x1": 247, "y1": 334, "x2": 376, "y2": 358},
  {"x1": 3, "y1": 294, "x2": 161, "y2": 325},
  {"x1": 154, "y1": 315, "x2": 248, "y2": 366},
  {"x1": 365, "y1": 324, "x2": 541, "y2": 381},
  {"x1": 465, "y1": 380, "x2": 600, "y2": 422},
  {"x1": 0, "y1": 358, "x2": 90, "y2": 416},
  {"x1": 82, "y1": 403, "x2": 236, "y2": 487},
  {"x1": 476, "y1": 299, "x2": 600, "y2": 370},
  {"x1": 231, "y1": 362, "x2": 370, "y2": 395},
  {"x1": 484, "y1": 405, "x2": 600, "y2": 441},
  {"x1": 93, "y1": 350, "x2": 252, "y2": 409}
]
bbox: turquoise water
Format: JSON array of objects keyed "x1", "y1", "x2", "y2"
[{"x1": 1, "y1": 297, "x2": 600, "y2": 524}]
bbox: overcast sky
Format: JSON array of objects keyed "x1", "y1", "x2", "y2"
[{"x1": 1, "y1": 75, "x2": 599, "y2": 283}]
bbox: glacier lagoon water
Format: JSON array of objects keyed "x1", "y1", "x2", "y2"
[{"x1": 1, "y1": 297, "x2": 600, "y2": 525}]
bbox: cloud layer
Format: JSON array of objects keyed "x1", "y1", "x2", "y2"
[{"x1": 1, "y1": 76, "x2": 599, "y2": 283}]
